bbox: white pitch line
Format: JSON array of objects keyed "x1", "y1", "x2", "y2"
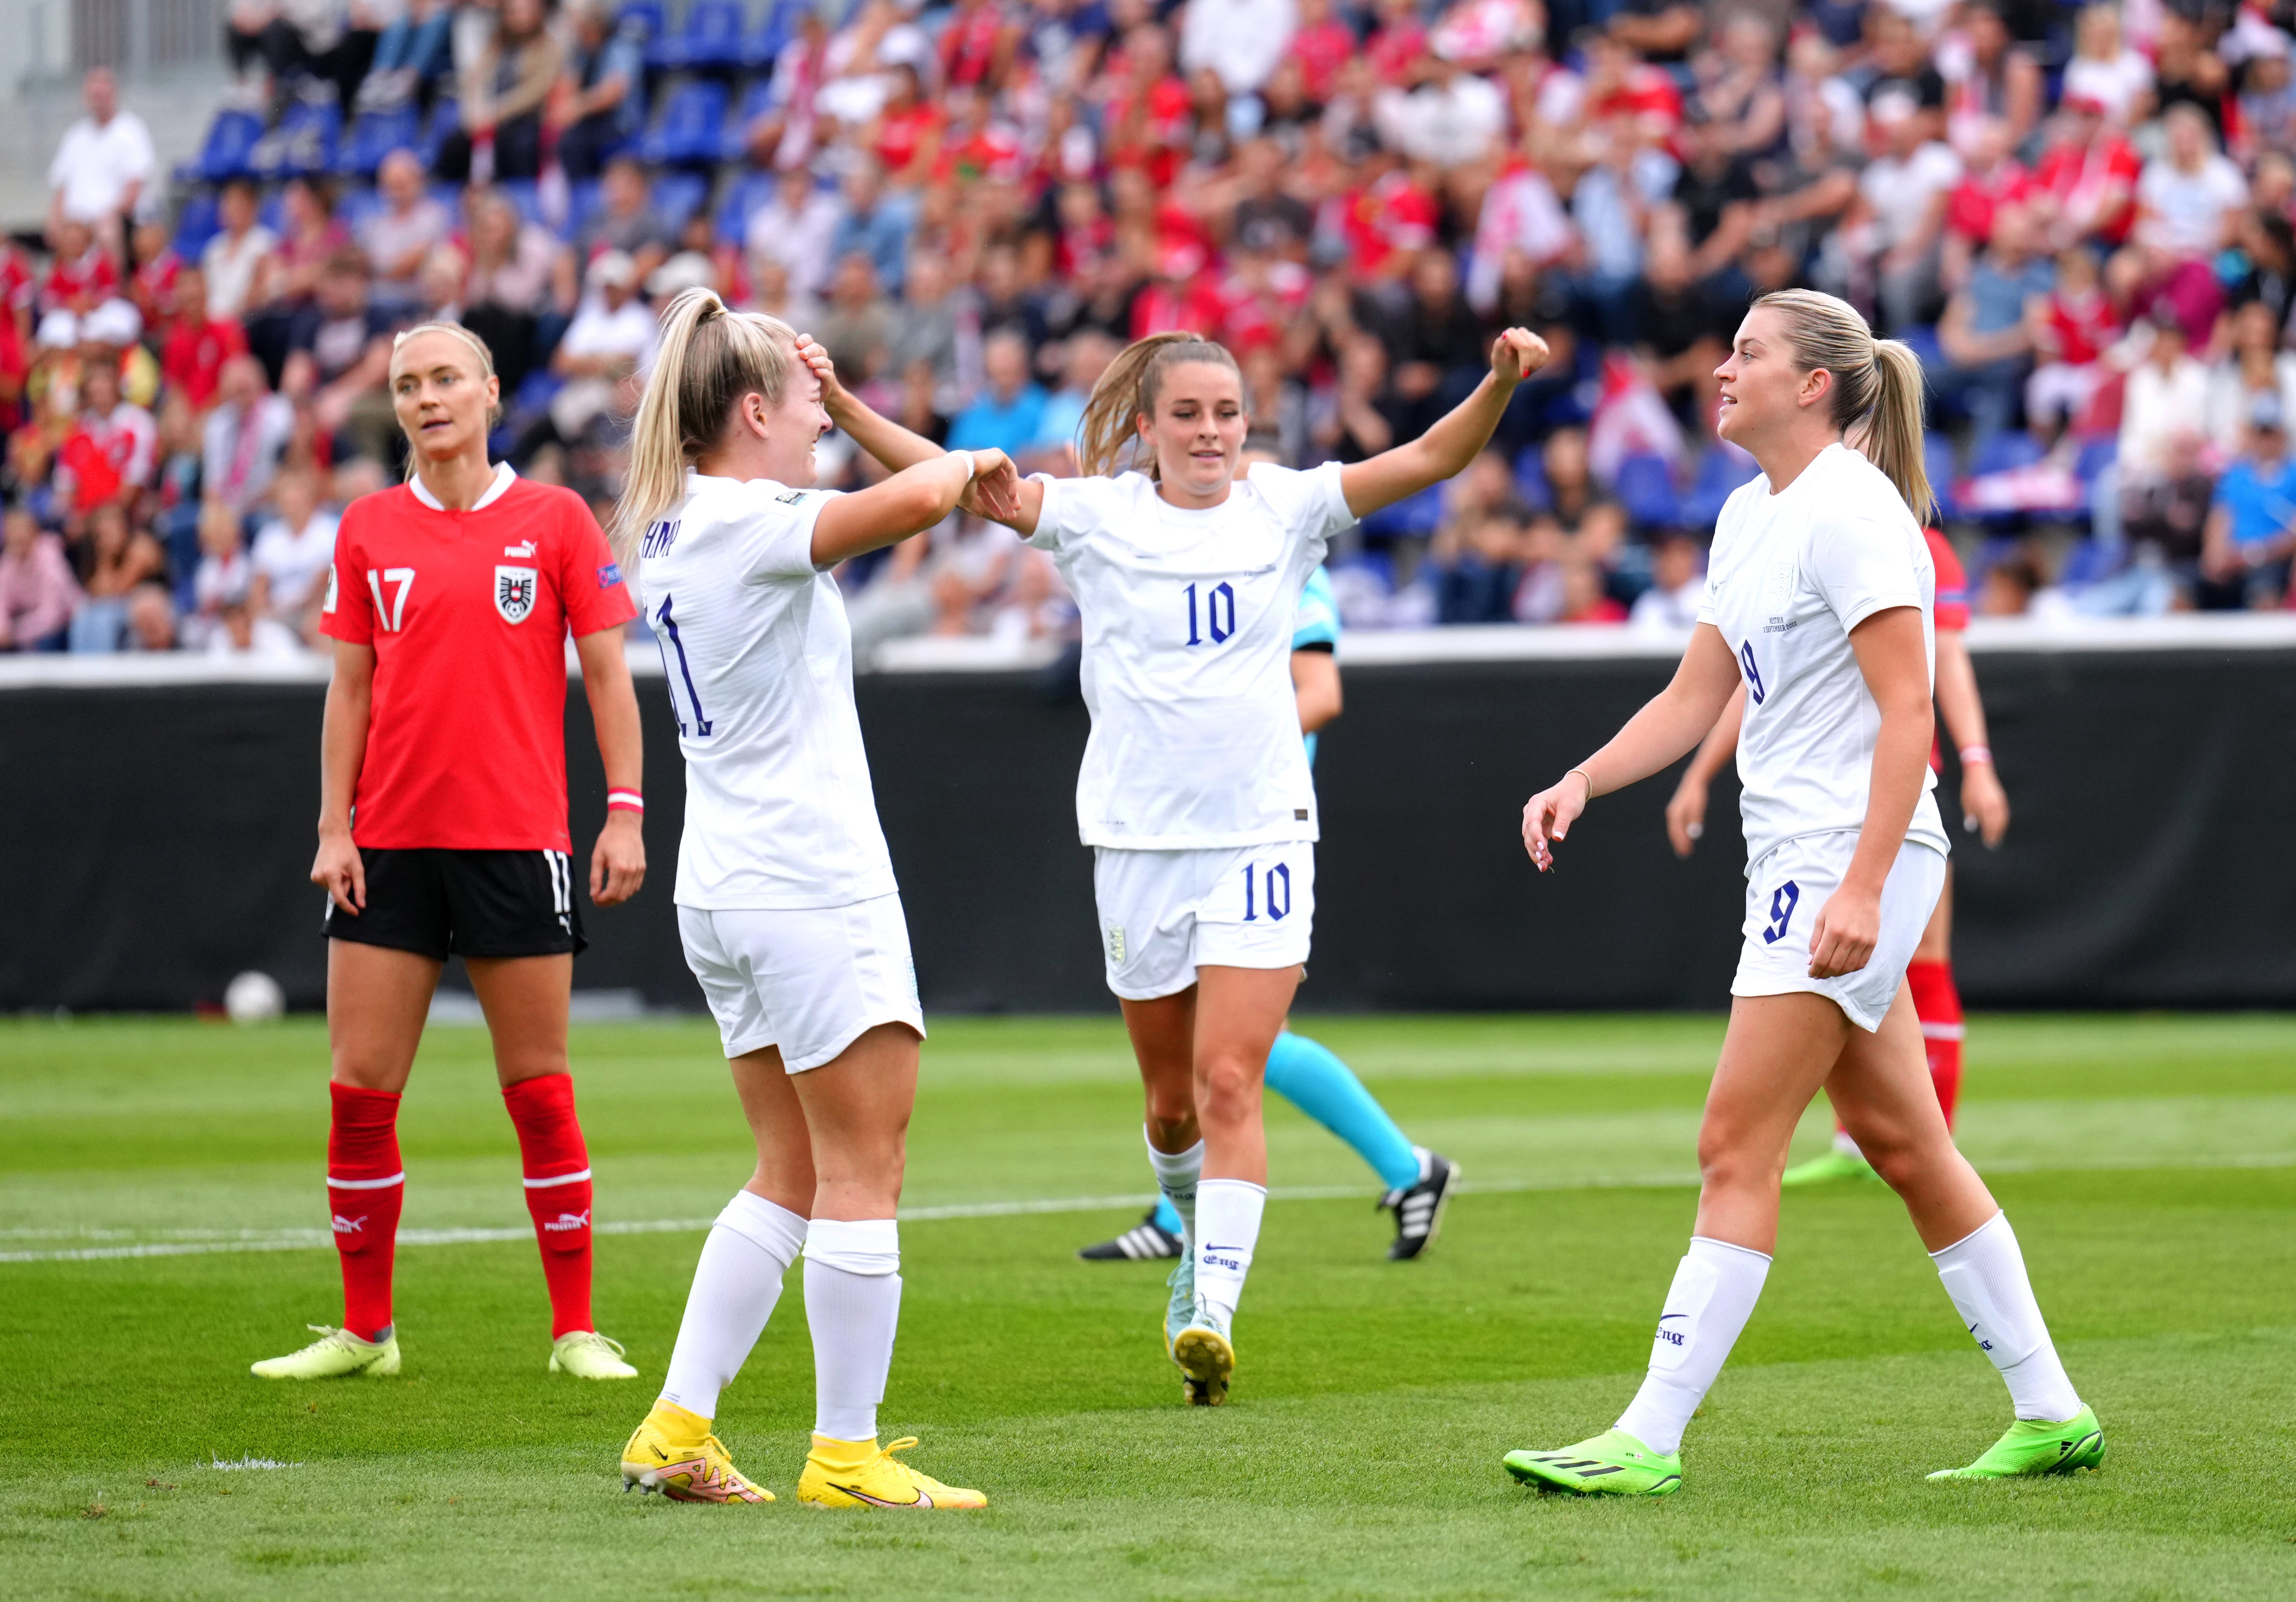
[{"x1": 3, "y1": 1152, "x2": 2290, "y2": 1265}]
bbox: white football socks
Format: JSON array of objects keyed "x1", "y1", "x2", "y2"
[
  {"x1": 1930, "y1": 1210, "x2": 2083, "y2": 1421},
  {"x1": 1614, "y1": 1236, "x2": 1773, "y2": 1456},
  {"x1": 1146, "y1": 1132, "x2": 1203, "y2": 1253},
  {"x1": 1192, "y1": 1178, "x2": 1266, "y2": 1322},
  {"x1": 802, "y1": 1217, "x2": 902, "y2": 1443},
  {"x1": 658, "y1": 1189, "x2": 806, "y2": 1420}
]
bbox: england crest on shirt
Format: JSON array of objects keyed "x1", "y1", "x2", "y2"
[{"x1": 494, "y1": 564, "x2": 537, "y2": 624}]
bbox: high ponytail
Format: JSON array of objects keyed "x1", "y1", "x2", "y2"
[
  {"x1": 608, "y1": 287, "x2": 799, "y2": 569},
  {"x1": 1752, "y1": 288, "x2": 1936, "y2": 524},
  {"x1": 1073, "y1": 330, "x2": 1241, "y2": 479}
]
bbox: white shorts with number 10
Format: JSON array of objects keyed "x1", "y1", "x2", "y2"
[
  {"x1": 1731, "y1": 831, "x2": 1946, "y2": 1033},
  {"x1": 1094, "y1": 842, "x2": 1316, "y2": 1001}
]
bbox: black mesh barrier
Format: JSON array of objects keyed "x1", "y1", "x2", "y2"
[{"x1": 2, "y1": 644, "x2": 2290, "y2": 1012}]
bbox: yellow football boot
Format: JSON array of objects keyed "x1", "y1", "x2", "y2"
[
  {"x1": 796, "y1": 1434, "x2": 986, "y2": 1510},
  {"x1": 251, "y1": 1324, "x2": 401, "y2": 1379},
  {"x1": 620, "y1": 1401, "x2": 773, "y2": 1503}
]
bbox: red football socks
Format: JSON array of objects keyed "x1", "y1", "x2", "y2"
[
  {"x1": 327, "y1": 1082, "x2": 405, "y2": 1344},
  {"x1": 1907, "y1": 959, "x2": 1965, "y2": 1130},
  {"x1": 504, "y1": 1072, "x2": 594, "y2": 1338}
]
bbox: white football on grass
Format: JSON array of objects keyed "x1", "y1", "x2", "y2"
[{"x1": 225, "y1": 971, "x2": 285, "y2": 1024}]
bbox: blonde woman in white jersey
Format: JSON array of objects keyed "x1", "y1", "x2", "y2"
[
  {"x1": 809, "y1": 325, "x2": 1548, "y2": 1407},
  {"x1": 1505, "y1": 290, "x2": 2102, "y2": 1496},
  {"x1": 607, "y1": 288, "x2": 1017, "y2": 1510}
]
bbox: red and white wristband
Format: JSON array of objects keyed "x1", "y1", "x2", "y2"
[{"x1": 607, "y1": 789, "x2": 644, "y2": 816}]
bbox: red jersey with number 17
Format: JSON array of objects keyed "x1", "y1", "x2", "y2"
[{"x1": 320, "y1": 464, "x2": 637, "y2": 851}]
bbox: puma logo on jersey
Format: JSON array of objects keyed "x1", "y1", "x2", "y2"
[{"x1": 505, "y1": 540, "x2": 536, "y2": 558}]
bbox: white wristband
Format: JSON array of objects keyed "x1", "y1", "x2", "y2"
[
  {"x1": 947, "y1": 450, "x2": 976, "y2": 483},
  {"x1": 1957, "y1": 745, "x2": 1993, "y2": 767}
]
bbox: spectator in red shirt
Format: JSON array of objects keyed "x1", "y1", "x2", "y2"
[
  {"x1": 159, "y1": 268, "x2": 250, "y2": 412},
  {"x1": 258, "y1": 318, "x2": 646, "y2": 1383},
  {"x1": 1287, "y1": 0, "x2": 1356, "y2": 103},
  {"x1": 2031, "y1": 96, "x2": 2141, "y2": 251},
  {"x1": 40, "y1": 219, "x2": 119, "y2": 316},
  {"x1": 1943, "y1": 117, "x2": 2033, "y2": 278}
]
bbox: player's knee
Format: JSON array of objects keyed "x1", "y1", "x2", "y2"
[
  {"x1": 1695, "y1": 1129, "x2": 1772, "y2": 1195},
  {"x1": 1193, "y1": 1055, "x2": 1261, "y2": 1129}
]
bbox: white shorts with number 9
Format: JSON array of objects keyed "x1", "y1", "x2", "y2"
[
  {"x1": 1093, "y1": 842, "x2": 1316, "y2": 1001},
  {"x1": 1731, "y1": 831, "x2": 1946, "y2": 1033}
]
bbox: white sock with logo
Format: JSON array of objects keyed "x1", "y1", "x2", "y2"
[
  {"x1": 658, "y1": 1190, "x2": 806, "y2": 1420},
  {"x1": 1192, "y1": 1179, "x2": 1266, "y2": 1322},
  {"x1": 1930, "y1": 1211, "x2": 2083, "y2": 1421},
  {"x1": 1146, "y1": 1133, "x2": 1203, "y2": 1254},
  {"x1": 803, "y1": 1217, "x2": 902, "y2": 1443},
  {"x1": 1614, "y1": 1236, "x2": 1772, "y2": 1456}
]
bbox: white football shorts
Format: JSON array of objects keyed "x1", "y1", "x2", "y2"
[
  {"x1": 677, "y1": 894, "x2": 925, "y2": 1071},
  {"x1": 1731, "y1": 831, "x2": 1946, "y2": 1032},
  {"x1": 1093, "y1": 841, "x2": 1316, "y2": 1001}
]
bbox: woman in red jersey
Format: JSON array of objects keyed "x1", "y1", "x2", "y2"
[
  {"x1": 1665, "y1": 523, "x2": 2010, "y2": 1180},
  {"x1": 252, "y1": 322, "x2": 649, "y2": 1382}
]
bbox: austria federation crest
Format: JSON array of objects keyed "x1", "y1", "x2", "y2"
[{"x1": 494, "y1": 565, "x2": 537, "y2": 624}]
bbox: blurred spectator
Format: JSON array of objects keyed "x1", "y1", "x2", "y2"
[
  {"x1": 68, "y1": 502, "x2": 166, "y2": 653},
  {"x1": 1837, "y1": 91, "x2": 1960, "y2": 332},
  {"x1": 1932, "y1": 202, "x2": 2052, "y2": 439},
  {"x1": 47, "y1": 69, "x2": 153, "y2": 245},
  {"x1": 2149, "y1": 13, "x2": 2229, "y2": 145},
  {"x1": 747, "y1": 167, "x2": 845, "y2": 304},
  {"x1": 358, "y1": 0, "x2": 454, "y2": 110},
  {"x1": 183, "y1": 499, "x2": 255, "y2": 651},
  {"x1": 2031, "y1": 96, "x2": 2138, "y2": 252},
  {"x1": 439, "y1": 0, "x2": 563, "y2": 184},
  {"x1": 1941, "y1": 117, "x2": 2031, "y2": 278},
  {"x1": 226, "y1": 0, "x2": 377, "y2": 111},
  {"x1": 249, "y1": 468, "x2": 338, "y2": 640},
  {"x1": 2061, "y1": 4, "x2": 2152, "y2": 128},
  {"x1": 2118, "y1": 311, "x2": 2209, "y2": 483},
  {"x1": 1940, "y1": 1, "x2": 2042, "y2": 157},
  {"x1": 125, "y1": 581, "x2": 177, "y2": 652},
  {"x1": 291, "y1": 251, "x2": 397, "y2": 465},
  {"x1": 1559, "y1": 557, "x2": 1628, "y2": 623},
  {"x1": 536, "y1": 251, "x2": 653, "y2": 452},
  {"x1": 1611, "y1": 0, "x2": 1702, "y2": 67},
  {"x1": 812, "y1": 253, "x2": 895, "y2": 389},
  {"x1": 1181, "y1": 0, "x2": 1297, "y2": 96},
  {"x1": 1035, "y1": 330, "x2": 1119, "y2": 457},
  {"x1": 202, "y1": 355, "x2": 295, "y2": 515},
  {"x1": 556, "y1": 0, "x2": 646, "y2": 182},
  {"x1": 947, "y1": 331, "x2": 1050, "y2": 456},
  {"x1": 2095, "y1": 430, "x2": 2212, "y2": 615},
  {"x1": 1629, "y1": 530, "x2": 1706, "y2": 631},
  {"x1": 1532, "y1": 427, "x2": 1627, "y2": 562},
  {"x1": 1978, "y1": 551, "x2": 2044, "y2": 615},
  {"x1": 575, "y1": 156, "x2": 671, "y2": 286},
  {"x1": 0, "y1": 504, "x2": 81, "y2": 651},
  {"x1": 2201, "y1": 396, "x2": 2296, "y2": 610},
  {"x1": 202, "y1": 181, "x2": 276, "y2": 325},
  {"x1": 882, "y1": 252, "x2": 963, "y2": 409},
  {"x1": 1376, "y1": 47, "x2": 1507, "y2": 167},
  {"x1": 42, "y1": 219, "x2": 120, "y2": 317},
  {"x1": 462, "y1": 188, "x2": 566, "y2": 399},
  {"x1": 361, "y1": 151, "x2": 453, "y2": 317},
  {"x1": 2236, "y1": 32, "x2": 2296, "y2": 163},
  {"x1": 828, "y1": 163, "x2": 916, "y2": 297},
  {"x1": 2206, "y1": 300, "x2": 2296, "y2": 458},
  {"x1": 206, "y1": 593, "x2": 306, "y2": 657},
  {"x1": 2025, "y1": 245, "x2": 2118, "y2": 429},
  {"x1": 1310, "y1": 333, "x2": 1408, "y2": 464},
  {"x1": 55, "y1": 358, "x2": 157, "y2": 517},
  {"x1": 2134, "y1": 106, "x2": 2247, "y2": 267}
]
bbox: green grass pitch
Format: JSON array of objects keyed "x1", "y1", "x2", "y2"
[{"x1": 3, "y1": 1012, "x2": 2294, "y2": 1600}]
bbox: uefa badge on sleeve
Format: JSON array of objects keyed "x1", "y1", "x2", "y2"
[{"x1": 494, "y1": 565, "x2": 538, "y2": 624}]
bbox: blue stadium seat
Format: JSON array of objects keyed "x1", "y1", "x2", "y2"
[
  {"x1": 337, "y1": 185, "x2": 387, "y2": 235},
  {"x1": 1967, "y1": 429, "x2": 2044, "y2": 479},
  {"x1": 338, "y1": 104, "x2": 420, "y2": 178},
  {"x1": 418, "y1": 98, "x2": 459, "y2": 169},
  {"x1": 743, "y1": 0, "x2": 808, "y2": 67},
  {"x1": 1678, "y1": 444, "x2": 1758, "y2": 528},
  {"x1": 178, "y1": 109, "x2": 266, "y2": 185},
  {"x1": 2058, "y1": 537, "x2": 2116, "y2": 587},
  {"x1": 619, "y1": 0, "x2": 668, "y2": 52},
  {"x1": 721, "y1": 78, "x2": 778, "y2": 163},
  {"x1": 1512, "y1": 443, "x2": 1551, "y2": 511},
  {"x1": 253, "y1": 97, "x2": 341, "y2": 179},
  {"x1": 1612, "y1": 454, "x2": 1681, "y2": 529},
  {"x1": 1359, "y1": 483, "x2": 1445, "y2": 542},
  {"x1": 656, "y1": 0, "x2": 746, "y2": 69},
  {"x1": 1923, "y1": 433, "x2": 1956, "y2": 520},
  {"x1": 642, "y1": 81, "x2": 731, "y2": 167},
  {"x1": 713, "y1": 168, "x2": 778, "y2": 244},
  {"x1": 567, "y1": 178, "x2": 605, "y2": 238},
  {"x1": 2073, "y1": 435, "x2": 2118, "y2": 484},
  {"x1": 172, "y1": 193, "x2": 221, "y2": 260},
  {"x1": 495, "y1": 178, "x2": 544, "y2": 225},
  {"x1": 256, "y1": 189, "x2": 287, "y2": 234},
  {"x1": 653, "y1": 170, "x2": 711, "y2": 233}
]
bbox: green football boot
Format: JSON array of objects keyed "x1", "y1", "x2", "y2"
[
  {"x1": 1927, "y1": 1406, "x2": 2105, "y2": 1481},
  {"x1": 1504, "y1": 1429, "x2": 1683, "y2": 1496},
  {"x1": 251, "y1": 1324, "x2": 400, "y2": 1379},
  {"x1": 1781, "y1": 1149, "x2": 1879, "y2": 1186}
]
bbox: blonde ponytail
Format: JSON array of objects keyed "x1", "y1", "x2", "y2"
[
  {"x1": 1752, "y1": 288, "x2": 1937, "y2": 524},
  {"x1": 608, "y1": 287, "x2": 799, "y2": 569},
  {"x1": 1073, "y1": 330, "x2": 1241, "y2": 478}
]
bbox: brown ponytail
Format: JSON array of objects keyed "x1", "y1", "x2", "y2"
[
  {"x1": 1073, "y1": 330, "x2": 1242, "y2": 478},
  {"x1": 1752, "y1": 288, "x2": 1936, "y2": 524}
]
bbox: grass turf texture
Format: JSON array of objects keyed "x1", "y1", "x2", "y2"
[{"x1": 3, "y1": 1014, "x2": 2294, "y2": 1601}]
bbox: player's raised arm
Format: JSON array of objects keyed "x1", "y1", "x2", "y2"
[
  {"x1": 810, "y1": 447, "x2": 1020, "y2": 565},
  {"x1": 1522, "y1": 622, "x2": 1743, "y2": 871},
  {"x1": 797, "y1": 335, "x2": 1038, "y2": 536},
  {"x1": 1338, "y1": 328, "x2": 1550, "y2": 521}
]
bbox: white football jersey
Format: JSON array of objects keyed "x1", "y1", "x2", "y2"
[
  {"x1": 1029, "y1": 462, "x2": 1354, "y2": 849},
  {"x1": 635, "y1": 470, "x2": 899, "y2": 910},
  {"x1": 1699, "y1": 442, "x2": 1951, "y2": 869}
]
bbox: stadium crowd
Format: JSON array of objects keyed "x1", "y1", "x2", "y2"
[{"x1": 7, "y1": 0, "x2": 2296, "y2": 657}]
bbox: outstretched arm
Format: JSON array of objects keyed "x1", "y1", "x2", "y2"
[
  {"x1": 1522, "y1": 623, "x2": 1742, "y2": 871},
  {"x1": 802, "y1": 335, "x2": 1042, "y2": 535},
  {"x1": 1339, "y1": 328, "x2": 1549, "y2": 520},
  {"x1": 810, "y1": 447, "x2": 1020, "y2": 566}
]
